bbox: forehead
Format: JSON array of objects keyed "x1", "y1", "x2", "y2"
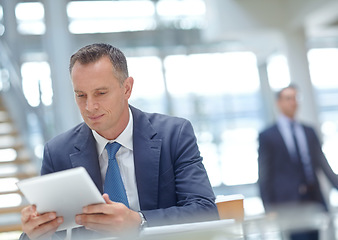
[
  {"x1": 280, "y1": 88, "x2": 297, "y2": 98},
  {"x1": 71, "y1": 58, "x2": 119, "y2": 90}
]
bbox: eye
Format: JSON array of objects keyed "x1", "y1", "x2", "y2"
[
  {"x1": 76, "y1": 93, "x2": 85, "y2": 98},
  {"x1": 95, "y1": 91, "x2": 107, "y2": 96}
]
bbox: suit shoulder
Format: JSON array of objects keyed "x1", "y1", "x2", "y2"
[
  {"x1": 131, "y1": 105, "x2": 188, "y2": 126},
  {"x1": 147, "y1": 112, "x2": 187, "y2": 124},
  {"x1": 259, "y1": 124, "x2": 278, "y2": 136},
  {"x1": 46, "y1": 122, "x2": 88, "y2": 145}
]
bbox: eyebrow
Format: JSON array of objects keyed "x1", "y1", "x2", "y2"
[{"x1": 74, "y1": 87, "x2": 109, "y2": 93}]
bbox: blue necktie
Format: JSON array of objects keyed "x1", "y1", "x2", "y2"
[
  {"x1": 290, "y1": 122, "x2": 315, "y2": 184},
  {"x1": 290, "y1": 122, "x2": 301, "y2": 163},
  {"x1": 104, "y1": 142, "x2": 129, "y2": 207}
]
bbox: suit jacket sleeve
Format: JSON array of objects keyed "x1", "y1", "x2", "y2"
[
  {"x1": 308, "y1": 127, "x2": 338, "y2": 189},
  {"x1": 258, "y1": 130, "x2": 274, "y2": 207},
  {"x1": 140, "y1": 119, "x2": 219, "y2": 226}
]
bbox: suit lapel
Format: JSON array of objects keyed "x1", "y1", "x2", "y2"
[
  {"x1": 131, "y1": 106, "x2": 162, "y2": 210},
  {"x1": 69, "y1": 123, "x2": 103, "y2": 193}
]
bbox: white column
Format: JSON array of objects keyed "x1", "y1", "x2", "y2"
[
  {"x1": 281, "y1": 27, "x2": 321, "y2": 132},
  {"x1": 42, "y1": 0, "x2": 81, "y2": 135},
  {"x1": 257, "y1": 61, "x2": 276, "y2": 127}
]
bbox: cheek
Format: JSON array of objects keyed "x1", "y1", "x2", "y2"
[{"x1": 76, "y1": 99, "x2": 86, "y2": 110}]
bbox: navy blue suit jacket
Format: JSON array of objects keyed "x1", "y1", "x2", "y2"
[
  {"x1": 258, "y1": 123, "x2": 338, "y2": 210},
  {"x1": 20, "y1": 106, "x2": 218, "y2": 239}
]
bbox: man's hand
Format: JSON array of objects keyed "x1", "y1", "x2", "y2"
[
  {"x1": 75, "y1": 193, "x2": 141, "y2": 235},
  {"x1": 21, "y1": 205, "x2": 63, "y2": 240}
]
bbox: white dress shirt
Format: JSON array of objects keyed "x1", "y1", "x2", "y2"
[{"x1": 92, "y1": 108, "x2": 140, "y2": 211}]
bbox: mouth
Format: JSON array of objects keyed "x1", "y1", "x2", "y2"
[{"x1": 87, "y1": 114, "x2": 104, "y2": 121}]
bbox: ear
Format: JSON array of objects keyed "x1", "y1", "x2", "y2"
[{"x1": 124, "y1": 77, "x2": 134, "y2": 99}]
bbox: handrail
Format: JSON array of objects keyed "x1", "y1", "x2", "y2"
[{"x1": 0, "y1": 39, "x2": 47, "y2": 168}]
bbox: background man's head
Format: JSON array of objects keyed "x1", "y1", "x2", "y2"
[{"x1": 276, "y1": 85, "x2": 299, "y2": 119}]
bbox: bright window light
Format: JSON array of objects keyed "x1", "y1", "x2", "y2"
[
  {"x1": 164, "y1": 52, "x2": 260, "y2": 96},
  {"x1": 21, "y1": 62, "x2": 53, "y2": 107},
  {"x1": 15, "y1": 2, "x2": 45, "y2": 35},
  {"x1": 0, "y1": 193, "x2": 22, "y2": 208},
  {"x1": 164, "y1": 51, "x2": 261, "y2": 186},
  {"x1": 0, "y1": 165, "x2": 18, "y2": 175},
  {"x1": 267, "y1": 54, "x2": 291, "y2": 90},
  {"x1": 309, "y1": 48, "x2": 338, "y2": 174},
  {"x1": 0, "y1": 5, "x2": 5, "y2": 36},
  {"x1": 128, "y1": 56, "x2": 165, "y2": 99},
  {"x1": 67, "y1": 1, "x2": 155, "y2": 34},
  {"x1": 0, "y1": 178, "x2": 19, "y2": 193},
  {"x1": 308, "y1": 48, "x2": 338, "y2": 89},
  {"x1": 0, "y1": 5, "x2": 3, "y2": 36},
  {"x1": 220, "y1": 128, "x2": 259, "y2": 185},
  {"x1": 156, "y1": 0, "x2": 205, "y2": 29},
  {"x1": 0, "y1": 5, "x2": 3, "y2": 20},
  {"x1": 157, "y1": 0, "x2": 205, "y2": 17},
  {"x1": 0, "y1": 148, "x2": 17, "y2": 162},
  {"x1": 199, "y1": 140, "x2": 222, "y2": 187}
]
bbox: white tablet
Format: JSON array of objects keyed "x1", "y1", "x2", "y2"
[{"x1": 17, "y1": 167, "x2": 105, "y2": 231}]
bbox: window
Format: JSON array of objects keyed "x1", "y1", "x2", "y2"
[
  {"x1": 128, "y1": 51, "x2": 263, "y2": 187},
  {"x1": 267, "y1": 54, "x2": 291, "y2": 90},
  {"x1": 67, "y1": 1, "x2": 155, "y2": 34},
  {"x1": 66, "y1": 0, "x2": 205, "y2": 34},
  {"x1": 164, "y1": 52, "x2": 261, "y2": 186},
  {"x1": 0, "y1": 5, "x2": 4, "y2": 36},
  {"x1": 308, "y1": 48, "x2": 338, "y2": 174},
  {"x1": 128, "y1": 56, "x2": 166, "y2": 113},
  {"x1": 15, "y1": 2, "x2": 45, "y2": 35},
  {"x1": 21, "y1": 61, "x2": 53, "y2": 107},
  {"x1": 156, "y1": 0, "x2": 206, "y2": 29}
]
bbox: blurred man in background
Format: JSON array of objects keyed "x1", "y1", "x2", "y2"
[{"x1": 258, "y1": 85, "x2": 338, "y2": 240}]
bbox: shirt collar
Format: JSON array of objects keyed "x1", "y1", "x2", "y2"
[
  {"x1": 277, "y1": 113, "x2": 299, "y2": 129},
  {"x1": 92, "y1": 108, "x2": 134, "y2": 156}
]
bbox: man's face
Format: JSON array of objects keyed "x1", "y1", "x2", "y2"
[
  {"x1": 71, "y1": 56, "x2": 133, "y2": 139},
  {"x1": 277, "y1": 87, "x2": 298, "y2": 119}
]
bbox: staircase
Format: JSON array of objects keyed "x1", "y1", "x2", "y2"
[{"x1": 0, "y1": 96, "x2": 38, "y2": 238}]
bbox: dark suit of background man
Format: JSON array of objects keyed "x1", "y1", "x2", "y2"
[
  {"x1": 258, "y1": 85, "x2": 338, "y2": 240},
  {"x1": 20, "y1": 43, "x2": 219, "y2": 240}
]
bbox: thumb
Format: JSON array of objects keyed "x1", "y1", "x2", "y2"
[{"x1": 102, "y1": 193, "x2": 113, "y2": 204}]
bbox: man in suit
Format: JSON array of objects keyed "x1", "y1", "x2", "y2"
[
  {"x1": 20, "y1": 43, "x2": 219, "y2": 240},
  {"x1": 258, "y1": 85, "x2": 338, "y2": 240}
]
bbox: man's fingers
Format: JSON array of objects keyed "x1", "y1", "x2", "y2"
[
  {"x1": 82, "y1": 222, "x2": 112, "y2": 232},
  {"x1": 21, "y1": 205, "x2": 36, "y2": 223},
  {"x1": 32, "y1": 212, "x2": 58, "y2": 227},
  {"x1": 76, "y1": 215, "x2": 124, "y2": 233},
  {"x1": 83, "y1": 200, "x2": 126, "y2": 215},
  {"x1": 76, "y1": 213, "x2": 114, "y2": 226},
  {"x1": 82, "y1": 202, "x2": 117, "y2": 214},
  {"x1": 22, "y1": 212, "x2": 58, "y2": 236},
  {"x1": 28, "y1": 217, "x2": 63, "y2": 240}
]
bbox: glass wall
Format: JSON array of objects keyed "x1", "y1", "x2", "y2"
[
  {"x1": 308, "y1": 48, "x2": 338, "y2": 207},
  {"x1": 308, "y1": 48, "x2": 338, "y2": 174},
  {"x1": 128, "y1": 51, "x2": 265, "y2": 216},
  {"x1": 5, "y1": 0, "x2": 338, "y2": 219}
]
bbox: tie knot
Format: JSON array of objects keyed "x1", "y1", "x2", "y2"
[{"x1": 105, "y1": 142, "x2": 121, "y2": 160}]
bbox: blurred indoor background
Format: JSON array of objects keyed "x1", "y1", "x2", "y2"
[{"x1": 1, "y1": 0, "x2": 338, "y2": 239}]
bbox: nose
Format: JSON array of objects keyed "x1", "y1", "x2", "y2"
[{"x1": 86, "y1": 97, "x2": 99, "y2": 111}]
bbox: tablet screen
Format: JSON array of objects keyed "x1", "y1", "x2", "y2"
[{"x1": 17, "y1": 167, "x2": 105, "y2": 231}]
